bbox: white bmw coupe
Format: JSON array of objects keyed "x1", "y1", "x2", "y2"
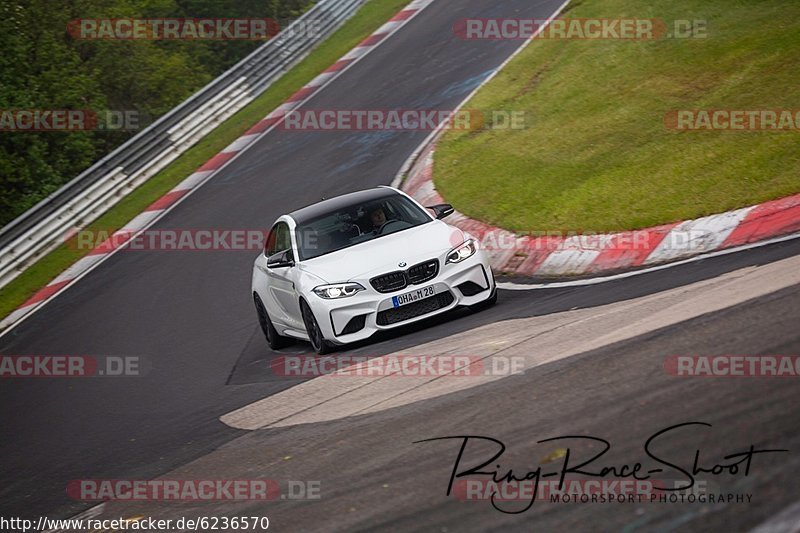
[{"x1": 252, "y1": 186, "x2": 496, "y2": 354}]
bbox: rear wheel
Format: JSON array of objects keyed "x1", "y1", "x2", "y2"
[
  {"x1": 300, "y1": 300, "x2": 333, "y2": 355},
  {"x1": 254, "y1": 293, "x2": 290, "y2": 350}
]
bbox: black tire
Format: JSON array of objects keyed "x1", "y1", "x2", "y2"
[
  {"x1": 300, "y1": 299, "x2": 333, "y2": 355},
  {"x1": 254, "y1": 293, "x2": 290, "y2": 350}
]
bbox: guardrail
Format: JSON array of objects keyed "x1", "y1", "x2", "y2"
[{"x1": 0, "y1": 0, "x2": 366, "y2": 289}]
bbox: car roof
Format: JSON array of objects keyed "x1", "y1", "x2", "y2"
[{"x1": 288, "y1": 187, "x2": 401, "y2": 225}]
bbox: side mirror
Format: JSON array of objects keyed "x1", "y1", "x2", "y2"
[
  {"x1": 267, "y1": 249, "x2": 294, "y2": 269},
  {"x1": 427, "y1": 203, "x2": 454, "y2": 219}
]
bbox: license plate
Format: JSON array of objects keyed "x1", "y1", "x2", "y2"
[{"x1": 392, "y1": 285, "x2": 437, "y2": 308}]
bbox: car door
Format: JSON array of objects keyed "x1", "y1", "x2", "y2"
[{"x1": 263, "y1": 222, "x2": 304, "y2": 330}]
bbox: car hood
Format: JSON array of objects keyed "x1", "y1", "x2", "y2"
[{"x1": 299, "y1": 221, "x2": 465, "y2": 283}]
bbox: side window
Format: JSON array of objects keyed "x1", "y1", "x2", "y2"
[{"x1": 265, "y1": 222, "x2": 292, "y2": 257}]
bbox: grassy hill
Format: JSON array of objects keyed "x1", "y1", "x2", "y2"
[{"x1": 435, "y1": 0, "x2": 800, "y2": 232}]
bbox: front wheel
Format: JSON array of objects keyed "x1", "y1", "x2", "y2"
[
  {"x1": 254, "y1": 293, "x2": 291, "y2": 350},
  {"x1": 300, "y1": 300, "x2": 333, "y2": 355}
]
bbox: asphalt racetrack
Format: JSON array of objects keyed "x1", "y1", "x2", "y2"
[{"x1": 0, "y1": 0, "x2": 798, "y2": 529}]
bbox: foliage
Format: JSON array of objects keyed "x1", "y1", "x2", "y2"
[{"x1": 0, "y1": 0, "x2": 313, "y2": 226}]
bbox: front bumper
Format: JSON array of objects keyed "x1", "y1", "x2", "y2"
[{"x1": 305, "y1": 252, "x2": 495, "y2": 345}]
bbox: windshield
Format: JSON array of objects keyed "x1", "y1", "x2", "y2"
[{"x1": 295, "y1": 194, "x2": 432, "y2": 260}]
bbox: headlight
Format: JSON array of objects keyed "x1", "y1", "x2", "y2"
[
  {"x1": 313, "y1": 282, "x2": 365, "y2": 299},
  {"x1": 446, "y1": 239, "x2": 477, "y2": 264}
]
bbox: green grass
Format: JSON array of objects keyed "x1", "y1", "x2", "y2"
[
  {"x1": 435, "y1": 0, "x2": 800, "y2": 234},
  {"x1": 0, "y1": 0, "x2": 411, "y2": 321}
]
